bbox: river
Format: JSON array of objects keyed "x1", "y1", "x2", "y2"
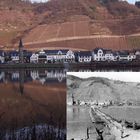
[
  {"x1": 0, "y1": 69, "x2": 66, "y2": 140},
  {"x1": 67, "y1": 106, "x2": 97, "y2": 140}
]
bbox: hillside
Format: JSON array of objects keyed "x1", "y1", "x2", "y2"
[
  {"x1": 0, "y1": 0, "x2": 38, "y2": 47},
  {"x1": 67, "y1": 75, "x2": 140, "y2": 103},
  {"x1": 34, "y1": 0, "x2": 140, "y2": 22},
  {"x1": 1, "y1": 0, "x2": 140, "y2": 50},
  {"x1": 22, "y1": 0, "x2": 140, "y2": 51}
]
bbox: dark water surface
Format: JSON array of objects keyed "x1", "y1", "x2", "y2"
[
  {"x1": 0, "y1": 69, "x2": 66, "y2": 140},
  {"x1": 0, "y1": 67, "x2": 139, "y2": 140}
]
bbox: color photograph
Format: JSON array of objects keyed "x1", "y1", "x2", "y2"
[{"x1": 0, "y1": 0, "x2": 140, "y2": 139}]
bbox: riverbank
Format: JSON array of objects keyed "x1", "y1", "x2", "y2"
[
  {"x1": 70, "y1": 61, "x2": 140, "y2": 69},
  {"x1": 67, "y1": 105, "x2": 97, "y2": 140},
  {"x1": 90, "y1": 106, "x2": 140, "y2": 140},
  {"x1": 1, "y1": 61, "x2": 140, "y2": 69},
  {"x1": 0, "y1": 63, "x2": 64, "y2": 69}
]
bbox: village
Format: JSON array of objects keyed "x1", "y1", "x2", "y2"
[{"x1": 0, "y1": 40, "x2": 140, "y2": 65}]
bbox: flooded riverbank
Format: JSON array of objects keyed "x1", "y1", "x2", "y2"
[
  {"x1": 100, "y1": 106, "x2": 140, "y2": 123},
  {"x1": 67, "y1": 105, "x2": 97, "y2": 140}
]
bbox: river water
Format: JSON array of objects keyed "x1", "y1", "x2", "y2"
[
  {"x1": 67, "y1": 106, "x2": 97, "y2": 140},
  {"x1": 0, "y1": 69, "x2": 66, "y2": 140}
]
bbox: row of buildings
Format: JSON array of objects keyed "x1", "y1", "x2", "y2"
[{"x1": 0, "y1": 48, "x2": 140, "y2": 64}]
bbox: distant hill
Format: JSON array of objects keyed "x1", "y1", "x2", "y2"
[
  {"x1": 67, "y1": 75, "x2": 140, "y2": 103},
  {"x1": 34, "y1": 0, "x2": 140, "y2": 22},
  {"x1": 22, "y1": 0, "x2": 140, "y2": 51},
  {"x1": 0, "y1": 0, "x2": 39, "y2": 46},
  {"x1": 1, "y1": 0, "x2": 140, "y2": 50}
]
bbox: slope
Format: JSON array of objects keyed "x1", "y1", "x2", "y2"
[{"x1": 67, "y1": 75, "x2": 140, "y2": 103}]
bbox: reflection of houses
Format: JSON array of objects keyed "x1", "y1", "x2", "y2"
[
  {"x1": 30, "y1": 69, "x2": 66, "y2": 84},
  {"x1": 0, "y1": 72, "x2": 5, "y2": 82},
  {"x1": 31, "y1": 70, "x2": 47, "y2": 84},
  {"x1": 11, "y1": 72, "x2": 19, "y2": 81},
  {"x1": 31, "y1": 70, "x2": 39, "y2": 80},
  {"x1": 38, "y1": 70, "x2": 47, "y2": 84},
  {"x1": 46, "y1": 70, "x2": 66, "y2": 82},
  {"x1": 77, "y1": 51, "x2": 92, "y2": 63},
  {"x1": 46, "y1": 50, "x2": 75, "y2": 63}
]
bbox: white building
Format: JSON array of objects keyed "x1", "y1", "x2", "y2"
[
  {"x1": 93, "y1": 48, "x2": 117, "y2": 61},
  {"x1": 9, "y1": 51, "x2": 19, "y2": 63},
  {"x1": 65, "y1": 50, "x2": 75, "y2": 62},
  {"x1": 0, "y1": 51, "x2": 5, "y2": 64},
  {"x1": 92, "y1": 48, "x2": 106, "y2": 61},
  {"x1": 77, "y1": 51, "x2": 92, "y2": 63},
  {"x1": 30, "y1": 53, "x2": 38, "y2": 63},
  {"x1": 38, "y1": 50, "x2": 47, "y2": 63},
  {"x1": 46, "y1": 50, "x2": 75, "y2": 63},
  {"x1": 118, "y1": 51, "x2": 135, "y2": 61}
]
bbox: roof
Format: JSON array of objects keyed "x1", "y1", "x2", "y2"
[
  {"x1": 118, "y1": 51, "x2": 129, "y2": 56},
  {"x1": 9, "y1": 51, "x2": 19, "y2": 56},
  {"x1": 45, "y1": 49, "x2": 69, "y2": 55},
  {"x1": 112, "y1": 52, "x2": 119, "y2": 56},
  {"x1": 23, "y1": 50, "x2": 32, "y2": 57},
  {"x1": 77, "y1": 51, "x2": 92, "y2": 56},
  {"x1": 105, "y1": 49, "x2": 113, "y2": 54},
  {"x1": 93, "y1": 48, "x2": 106, "y2": 54}
]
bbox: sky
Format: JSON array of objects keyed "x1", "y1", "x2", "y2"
[
  {"x1": 67, "y1": 72, "x2": 140, "y2": 82},
  {"x1": 30, "y1": 0, "x2": 136, "y2": 4}
]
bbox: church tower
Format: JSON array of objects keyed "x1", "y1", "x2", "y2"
[{"x1": 19, "y1": 39, "x2": 24, "y2": 63}]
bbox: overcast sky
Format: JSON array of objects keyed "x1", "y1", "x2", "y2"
[
  {"x1": 31, "y1": 0, "x2": 136, "y2": 4},
  {"x1": 67, "y1": 72, "x2": 140, "y2": 82}
]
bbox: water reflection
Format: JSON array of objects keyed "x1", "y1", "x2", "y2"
[
  {"x1": 67, "y1": 106, "x2": 96, "y2": 140},
  {"x1": 0, "y1": 67, "x2": 139, "y2": 140},
  {"x1": 0, "y1": 69, "x2": 67, "y2": 140},
  {"x1": 19, "y1": 70, "x2": 24, "y2": 94},
  {"x1": 0, "y1": 69, "x2": 67, "y2": 87}
]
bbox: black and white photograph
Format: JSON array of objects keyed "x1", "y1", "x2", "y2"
[{"x1": 67, "y1": 72, "x2": 140, "y2": 140}]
